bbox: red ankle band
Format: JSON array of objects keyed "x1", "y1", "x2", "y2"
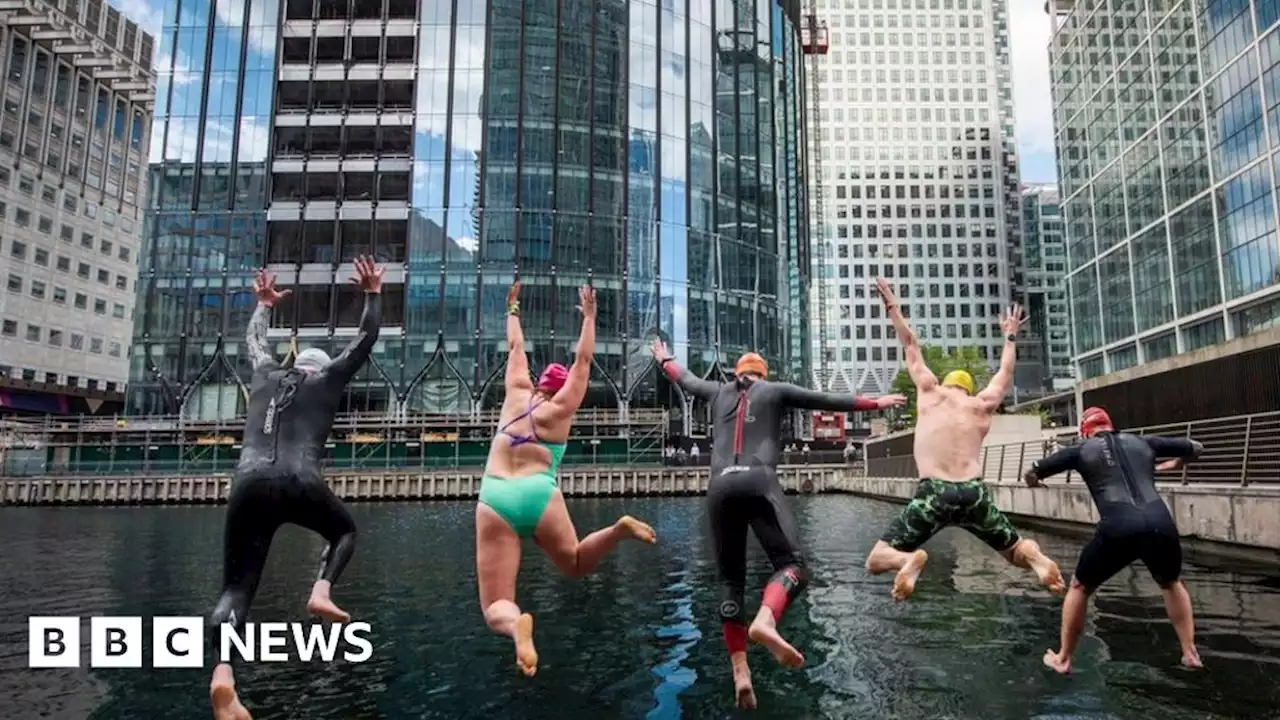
[
  {"x1": 722, "y1": 622, "x2": 747, "y2": 654},
  {"x1": 761, "y1": 582, "x2": 791, "y2": 621}
]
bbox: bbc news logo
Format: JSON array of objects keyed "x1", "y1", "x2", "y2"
[{"x1": 28, "y1": 617, "x2": 373, "y2": 668}]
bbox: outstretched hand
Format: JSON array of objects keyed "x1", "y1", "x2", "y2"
[
  {"x1": 253, "y1": 269, "x2": 291, "y2": 307},
  {"x1": 1000, "y1": 303, "x2": 1028, "y2": 338},
  {"x1": 875, "y1": 394, "x2": 908, "y2": 409},
  {"x1": 873, "y1": 277, "x2": 899, "y2": 309},
  {"x1": 507, "y1": 281, "x2": 521, "y2": 308},
  {"x1": 350, "y1": 255, "x2": 385, "y2": 294},
  {"x1": 652, "y1": 338, "x2": 671, "y2": 361},
  {"x1": 578, "y1": 285, "x2": 597, "y2": 319}
]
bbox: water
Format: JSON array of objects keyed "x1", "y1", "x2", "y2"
[{"x1": 1, "y1": 496, "x2": 1278, "y2": 720}]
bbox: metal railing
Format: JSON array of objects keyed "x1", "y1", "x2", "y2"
[{"x1": 864, "y1": 411, "x2": 1280, "y2": 486}]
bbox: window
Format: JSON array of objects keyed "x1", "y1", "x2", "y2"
[
  {"x1": 77, "y1": 262, "x2": 90, "y2": 278},
  {"x1": 15, "y1": 209, "x2": 29, "y2": 226},
  {"x1": 45, "y1": 372, "x2": 58, "y2": 384},
  {"x1": 18, "y1": 175, "x2": 33, "y2": 195},
  {"x1": 10, "y1": 239, "x2": 26, "y2": 259},
  {"x1": 108, "y1": 341, "x2": 121, "y2": 357},
  {"x1": 49, "y1": 329, "x2": 62, "y2": 346},
  {"x1": 114, "y1": 274, "x2": 127, "y2": 290},
  {"x1": 34, "y1": 248, "x2": 48, "y2": 266},
  {"x1": 94, "y1": 298, "x2": 106, "y2": 314},
  {"x1": 100, "y1": 239, "x2": 112, "y2": 255},
  {"x1": 63, "y1": 194, "x2": 77, "y2": 213},
  {"x1": 118, "y1": 245, "x2": 130, "y2": 262},
  {"x1": 96, "y1": 269, "x2": 109, "y2": 284},
  {"x1": 52, "y1": 286, "x2": 66, "y2": 303},
  {"x1": 67, "y1": 374, "x2": 79, "y2": 385},
  {"x1": 87, "y1": 378, "x2": 98, "y2": 389},
  {"x1": 56, "y1": 255, "x2": 70, "y2": 271},
  {"x1": 6, "y1": 273, "x2": 21, "y2": 292},
  {"x1": 1, "y1": 319, "x2": 15, "y2": 336},
  {"x1": 74, "y1": 292, "x2": 87, "y2": 309},
  {"x1": 80, "y1": 232, "x2": 93, "y2": 248},
  {"x1": 105, "y1": 381, "x2": 117, "y2": 392},
  {"x1": 25, "y1": 324, "x2": 40, "y2": 341},
  {"x1": 90, "y1": 337, "x2": 103, "y2": 353},
  {"x1": 60, "y1": 224, "x2": 73, "y2": 241},
  {"x1": 112, "y1": 302, "x2": 125, "y2": 318},
  {"x1": 70, "y1": 334, "x2": 83, "y2": 350},
  {"x1": 37, "y1": 216, "x2": 52, "y2": 234},
  {"x1": 30, "y1": 280, "x2": 45, "y2": 299}
]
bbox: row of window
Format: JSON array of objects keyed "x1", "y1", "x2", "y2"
[
  {"x1": 1, "y1": 318, "x2": 123, "y2": 356},
  {"x1": 266, "y1": 219, "x2": 407, "y2": 264},
  {"x1": 6, "y1": 238, "x2": 133, "y2": 291},
  {"x1": 276, "y1": 80, "x2": 414, "y2": 112},
  {"x1": 835, "y1": 281, "x2": 1005, "y2": 299},
  {"x1": 283, "y1": 0, "x2": 417, "y2": 21},
  {"x1": 834, "y1": 242, "x2": 1003, "y2": 258},
  {"x1": 5, "y1": 273, "x2": 129, "y2": 319},
  {"x1": 828, "y1": 12, "x2": 988, "y2": 30},
  {"x1": 281, "y1": 36, "x2": 416, "y2": 65},
  {"x1": 818, "y1": 0, "x2": 986, "y2": 12},
  {"x1": 0, "y1": 363, "x2": 117, "y2": 393},
  {"x1": 270, "y1": 172, "x2": 411, "y2": 203},
  {"x1": 0, "y1": 165, "x2": 137, "y2": 232},
  {"x1": 273, "y1": 125, "x2": 413, "y2": 156}
]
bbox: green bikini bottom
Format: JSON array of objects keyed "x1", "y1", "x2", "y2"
[{"x1": 479, "y1": 473, "x2": 558, "y2": 537}]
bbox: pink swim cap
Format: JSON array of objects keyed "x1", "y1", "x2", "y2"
[{"x1": 537, "y1": 363, "x2": 569, "y2": 393}]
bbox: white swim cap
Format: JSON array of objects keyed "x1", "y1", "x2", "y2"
[{"x1": 294, "y1": 348, "x2": 331, "y2": 373}]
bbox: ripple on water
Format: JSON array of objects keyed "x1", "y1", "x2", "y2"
[{"x1": 1, "y1": 497, "x2": 1279, "y2": 719}]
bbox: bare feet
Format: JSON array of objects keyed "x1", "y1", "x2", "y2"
[
  {"x1": 307, "y1": 581, "x2": 351, "y2": 623},
  {"x1": 1043, "y1": 648, "x2": 1072, "y2": 675},
  {"x1": 616, "y1": 515, "x2": 657, "y2": 544},
  {"x1": 211, "y1": 665, "x2": 252, "y2": 720},
  {"x1": 1032, "y1": 556, "x2": 1066, "y2": 595},
  {"x1": 748, "y1": 616, "x2": 805, "y2": 669},
  {"x1": 891, "y1": 550, "x2": 928, "y2": 601},
  {"x1": 1181, "y1": 648, "x2": 1203, "y2": 669},
  {"x1": 515, "y1": 613, "x2": 538, "y2": 677},
  {"x1": 732, "y1": 664, "x2": 757, "y2": 710}
]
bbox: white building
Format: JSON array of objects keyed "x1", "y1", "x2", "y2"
[
  {"x1": 0, "y1": 0, "x2": 154, "y2": 412},
  {"x1": 806, "y1": 0, "x2": 1021, "y2": 403}
]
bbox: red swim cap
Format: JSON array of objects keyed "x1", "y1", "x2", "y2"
[
  {"x1": 537, "y1": 363, "x2": 569, "y2": 393},
  {"x1": 1080, "y1": 406, "x2": 1114, "y2": 438}
]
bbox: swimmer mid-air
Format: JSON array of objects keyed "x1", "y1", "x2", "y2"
[
  {"x1": 865, "y1": 278, "x2": 1064, "y2": 601},
  {"x1": 1024, "y1": 406, "x2": 1205, "y2": 673},
  {"x1": 210, "y1": 257, "x2": 383, "y2": 720},
  {"x1": 476, "y1": 282, "x2": 656, "y2": 677},
  {"x1": 655, "y1": 339, "x2": 905, "y2": 710}
]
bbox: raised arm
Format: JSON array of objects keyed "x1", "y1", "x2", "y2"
[
  {"x1": 326, "y1": 256, "x2": 383, "y2": 382},
  {"x1": 976, "y1": 304, "x2": 1027, "y2": 411},
  {"x1": 1023, "y1": 444, "x2": 1081, "y2": 487},
  {"x1": 875, "y1": 277, "x2": 936, "y2": 392},
  {"x1": 504, "y1": 282, "x2": 533, "y2": 391},
  {"x1": 549, "y1": 286, "x2": 597, "y2": 413},
  {"x1": 248, "y1": 269, "x2": 290, "y2": 372},
  {"x1": 777, "y1": 383, "x2": 907, "y2": 412},
  {"x1": 653, "y1": 338, "x2": 722, "y2": 401}
]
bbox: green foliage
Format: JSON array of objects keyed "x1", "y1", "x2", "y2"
[{"x1": 890, "y1": 345, "x2": 992, "y2": 428}]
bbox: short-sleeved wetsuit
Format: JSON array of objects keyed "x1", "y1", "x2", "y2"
[
  {"x1": 1028, "y1": 432, "x2": 1202, "y2": 590},
  {"x1": 664, "y1": 360, "x2": 880, "y2": 653},
  {"x1": 209, "y1": 292, "x2": 380, "y2": 649}
]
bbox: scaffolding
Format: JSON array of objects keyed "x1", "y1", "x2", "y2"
[
  {"x1": 0, "y1": 409, "x2": 670, "y2": 477},
  {"x1": 802, "y1": 11, "x2": 831, "y2": 390}
]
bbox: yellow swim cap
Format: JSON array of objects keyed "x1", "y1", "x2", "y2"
[{"x1": 941, "y1": 370, "x2": 975, "y2": 394}]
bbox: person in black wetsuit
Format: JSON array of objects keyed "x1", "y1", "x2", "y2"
[
  {"x1": 209, "y1": 256, "x2": 382, "y2": 720},
  {"x1": 1023, "y1": 406, "x2": 1205, "y2": 674},
  {"x1": 654, "y1": 339, "x2": 905, "y2": 710}
]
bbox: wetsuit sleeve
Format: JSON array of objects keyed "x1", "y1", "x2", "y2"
[
  {"x1": 1143, "y1": 435, "x2": 1204, "y2": 459},
  {"x1": 776, "y1": 384, "x2": 872, "y2": 411},
  {"x1": 246, "y1": 303, "x2": 279, "y2": 373},
  {"x1": 1027, "y1": 444, "x2": 1081, "y2": 479},
  {"x1": 326, "y1": 292, "x2": 381, "y2": 382},
  {"x1": 661, "y1": 360, "x2": 721, "y2": 401}
]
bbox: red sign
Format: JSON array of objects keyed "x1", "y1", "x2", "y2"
[{"x1": 812, "y1": 412, "x2": 846, "y2": 440}]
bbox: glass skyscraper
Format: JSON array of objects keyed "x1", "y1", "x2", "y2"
[
  {"x1": 1020, "y1": 183, "x2": 1074, "y2": 393},
  {"x1": 128, "y1": 0, "x2": 812, "y2": 419},
  {"x1": 1050, "y1": 0, "x2": 1280, "y2": 382}
]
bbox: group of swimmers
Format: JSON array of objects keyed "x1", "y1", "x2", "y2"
[{"x1": 208, "y1": 266, "x2": 1205, "y2": 718}]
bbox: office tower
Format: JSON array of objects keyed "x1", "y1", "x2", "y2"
[
  {"x1": 806, "y1": 0, "x2": 1021, "y2": 399},
  {"x1": 0, "y1": 0, "x2": 154, "y2": 415},
  {"x1": 1020, "y1": 183, "x2": 1073, "y2": 395},
  {"x1": 1050, "y1": 0, "x2": 1280, "y2": 389},
  {"x1": 128, "y1": 0, "x2": 813, "y2": 420}
]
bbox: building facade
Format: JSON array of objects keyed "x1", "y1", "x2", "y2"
[
  {"x1": 128, "y1": 0, "x2": 813, "y2": 419},
  {"x1": 1019, "y1": 183, "x2": 1074, "y2": 394},
  {"x1": 1050, "y1": 0, "x2": 1280, "y2": 384},
  {"x1": 805, "y1": 0, "x2": 1022, "y2": 399},
  {"x1": 0, "y1": 0, "x2": 154, "y2": 415}
]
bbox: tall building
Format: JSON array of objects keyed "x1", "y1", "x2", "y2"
[
  {"x1": 806, "y1": 0, "x2": 1022, "y2": 400},
  {"x1": 1049, "y1": 0, "x2": 1280, "y2": 423},
  {"x1": 0, "y1": 0, "x2": 155, "y2": 415},
  {"x1": 128, "y1": 0, "x2": 813, "y2": 420},
  {"x1": 1020, "y1": 183, "x2": 1073, "y2": 395}
]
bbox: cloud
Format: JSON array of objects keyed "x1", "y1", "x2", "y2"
[{"x1": 1009, "y1": 0, "x2": 1058, "y2": 180}]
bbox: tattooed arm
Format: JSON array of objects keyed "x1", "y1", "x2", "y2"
[{"x1": 246, "y1": 302, "x2": 278, "y2": 372}]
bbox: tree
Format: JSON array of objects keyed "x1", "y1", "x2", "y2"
[{"x1": 890, "y1": 345, "x2": 993, "y2": 427}]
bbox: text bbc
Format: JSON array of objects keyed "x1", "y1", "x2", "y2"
[{"x1": 28, "y1": 617, "x2": 373, "y2": 668}]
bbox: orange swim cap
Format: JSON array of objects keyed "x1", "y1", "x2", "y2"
[
  {"x1": 735, "y1": 353, "x2": 768, "y2": 379},
  {"x1": 1080, "y1": 406, "x2": 1114, "y2": 437}
]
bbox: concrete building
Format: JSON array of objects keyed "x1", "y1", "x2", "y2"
[
  {"x1": 805, "y1": 0, "x2": 1022, "y2": 401},
  {"x1": 128, "y1": 0, "x2": 815, "y2": 423},
  {"x1": 1048, "y1": 0, "x2": 1280, "y2": 422},
  {"x1": 1019, "y1": 183, "x2": 1073, "y2": 396},
  {"x1": 0, "y1": 0, "x2": 155, "y2": 415}
]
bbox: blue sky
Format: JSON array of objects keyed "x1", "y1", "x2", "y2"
[{"x1": 112, "y1": 0, "x2": 1060, "y2": 184}]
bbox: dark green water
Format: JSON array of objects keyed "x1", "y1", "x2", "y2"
[{"x1": 1, "y1": 496, "x2": 1278, "y2": 719}]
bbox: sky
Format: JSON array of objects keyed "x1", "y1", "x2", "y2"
[{"x1": 1008, "y1": 0, "x2": 1059, "y2": 185}]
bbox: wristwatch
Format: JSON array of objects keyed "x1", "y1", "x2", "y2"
[{"x1": 1005, "y1": 333, "x2": 1017, "y2": 343}]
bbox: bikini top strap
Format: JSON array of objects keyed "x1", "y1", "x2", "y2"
[{"x1": 498, "y1": 398, "x2": 546, "y2": 439}]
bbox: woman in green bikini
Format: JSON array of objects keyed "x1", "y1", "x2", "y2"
[{"x1": 476, "y1": 281, "x2": 657, "y2": 677}]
